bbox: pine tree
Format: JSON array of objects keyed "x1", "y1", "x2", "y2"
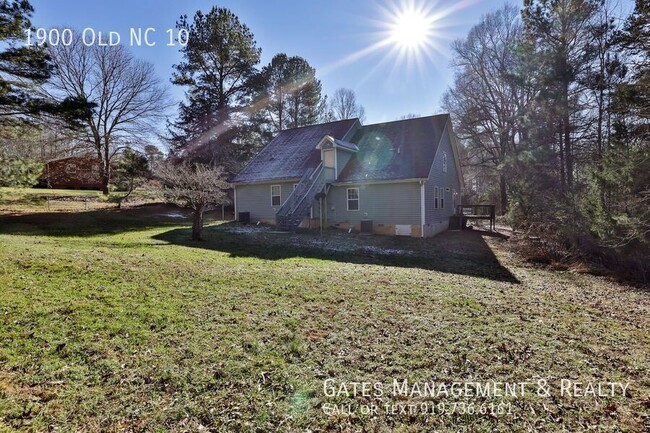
[
  {"x1": 255, "y1": 53, "x2": 324, "y2": 133},
  {"x1": 169, "y1": 6, "x2": 261, "y2": 173},
  {"x1": 522, "y1": 0, "x2": 602, "y2": 192},
  {"x1": 0, "y1": 0, "x2": 92, "y2": 126}
]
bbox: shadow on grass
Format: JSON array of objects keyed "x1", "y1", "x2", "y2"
[
  {"x1": 0, "y1": 207, "x2": 519, "y2": 283},
  {"x1": 153, "y1": 223, "x2": 520, "y2": 284},
  {"x1": 0, "y1": 205, "x2": 204, "y2": 237}
]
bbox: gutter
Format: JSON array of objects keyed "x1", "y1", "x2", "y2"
[
  {"x1": 331, "y1": 177, "x2": 427, "y2": 186},
  {"x1": 231, "y1": 177, "x2": 302, "y2": 186}
]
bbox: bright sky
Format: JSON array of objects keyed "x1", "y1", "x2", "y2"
[{"x1": 26, "y1": 0, "x2": 626, "y2": 125}]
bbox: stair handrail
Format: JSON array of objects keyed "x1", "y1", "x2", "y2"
[
  {"x1": 287, "y1": 164, "x2": 325, "y2": 216},
  {"x1": 276, "y1": 165, "x2": 317, "y2": 218}
]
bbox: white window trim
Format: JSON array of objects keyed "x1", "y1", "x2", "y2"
[
  {"x1": 271, "y1": 184, "x2": 281, "y2": 206},
  {"x1": 434, "y1": 186, "x2": 439, "y2": 209},
  {"x1": 347, "y1": 187, "x2": 360, "y2": 211},
  {"x1": 440, "y1": 188, "x2": 445, "y2": 209}
]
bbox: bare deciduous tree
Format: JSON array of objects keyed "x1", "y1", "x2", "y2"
[
  {"x1": 325, "y1": 88, "x2": 365, "y2": 123},
  {"x1": 442, "y1": 4, "x2": 531, "y2": 214},
  {"x1": 156, "y1": 162, "x2": 230, "y2": 241},
  {"x1": 47, "y1": 37, "x2": 171, "y2": 194}
]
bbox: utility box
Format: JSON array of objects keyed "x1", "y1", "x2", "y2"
[
  {"x1": 238, "y1": 212, "x2": 250, "y2": 224},
  {"x1": 360, "y1": 220, "x2": 373, "y2": 233},
  {"x1": 395, "y1": 225, "x2": 412, "y2": 236},
  {"x1": 449, "y1": 215, "x2": 464, "y2": 230}
]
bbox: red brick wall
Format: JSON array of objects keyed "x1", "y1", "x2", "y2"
[{"x1": 42, "y1": 156, "x2": 104, "y2": 190}]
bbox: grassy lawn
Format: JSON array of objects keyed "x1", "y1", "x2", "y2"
[
  {"x1": 0, "y1": 188, "x2": 158, "y2": 214},
  {"x1": 0, "y1": 206, "x2": 648, "y2": 432}
]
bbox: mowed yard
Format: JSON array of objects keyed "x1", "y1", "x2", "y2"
[{"x1": 0, "y1": 193, "x2": 649, "y2": 432}]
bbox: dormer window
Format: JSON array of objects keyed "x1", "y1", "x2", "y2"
[{"x1": 323, "y1": 148, "x2": 335, "y2": 168}]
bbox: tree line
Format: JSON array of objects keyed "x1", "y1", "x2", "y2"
[
  {"x1": 444, "y1": 0, "x2": 649, "y2": 279},
  {"x1": 0, "y1": 2, "x2": 366, "y2": 239},
  {"x1": 0, "y1": 2, "x2": 366, "y2": 192},
  {"x1": 3, "y1": 0, "x2": 647, "y2": 271},
  {"x1": 167, "y1": 6, "x2": 366, "y2": 176}
]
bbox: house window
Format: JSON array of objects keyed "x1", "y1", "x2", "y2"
[
  {"x1": 440, "y1": 188, "x2": 445, "y2": 209},
  {"x1": 271, "y1": 185, "x2": 281, "y2": 206},
  {"x1": 323, "y1": 149, "x2": 335, "y2": 168},
  {"x1": 293, "y1": 184, "x2": 298, "y2": 190},
  {"x1": 442, "y1": 152, "x2": 448, "y2": 173},
  {"x1": 434, "y1": 187, "x2": 439, "y2": 209},
  {"x1": 347, "y1": 188, "x2": 359, "y2": 211}
]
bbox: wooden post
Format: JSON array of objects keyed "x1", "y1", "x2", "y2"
[
  {"x1": 490, "y1": 205, "x2": 495, "y2": 231},
  {"x1": 221, "y1": 204, "x2": 225, "y2": 221}
]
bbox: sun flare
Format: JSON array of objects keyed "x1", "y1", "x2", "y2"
[
  {"x1": 390, "y1": 9, "x2": 433, "y2": 49},
  {"x1": 318, "y1": 0, "x2": 476, "y2": 78}
]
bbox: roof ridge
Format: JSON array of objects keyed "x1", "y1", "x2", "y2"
[
  {"x1": 278, "y1": 117, "x2": 358, "y2": 133},
  {"x1": 363, "y1": 113, "x2": 449, "y2": 128},
  {"x1": 45, "y1": 153, "x2": 97, "y2": 163}
]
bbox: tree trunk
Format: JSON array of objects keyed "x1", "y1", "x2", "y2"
[
  {"x1": 498, "y1": 130, "x2": 509, "y2": 215},
  {"x1": 101, "y1": 172, "x2": 110, "y2": 195},
  {"x1": 102, "y1": 139, "x2": 110, "y2": 195},
  {"x1": 499, "y1": 174, "x2": 508, "y2": 216},
  {"x1": 564, "y1": 111, "x2": 573, "y2": 191},
  {"x1": 562, "y1": 78, "x2": 573, "y2": 192},
  {"x1": 191, "y1": 206, "x2": 204, "y2": 241},
  {"x1": 558, "y1": 124, "x2": 566, "y2": 193},
  {"x1": 117, "y1": 179, "x2": 134, "y2": 210}
]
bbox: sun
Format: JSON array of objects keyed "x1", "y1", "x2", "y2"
[
  {"x1": 317, "y1": 0, "x2": 475, "y2": 78},
  {"x1": 390, "y1": 8, "x2": 433, "y2": 50}
]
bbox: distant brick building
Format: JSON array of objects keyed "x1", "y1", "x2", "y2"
[{"x1": 40, "y1": 155, "x2": 104, "y2": 190}]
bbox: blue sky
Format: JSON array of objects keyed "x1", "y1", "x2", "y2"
[{"x1": 26, "y1": 0, "x2": 625, "y2": 125}]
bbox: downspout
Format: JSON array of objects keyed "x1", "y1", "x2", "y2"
[
  {"x1": 233, "y1": 185, "x2": 237, "y2": 221},
  {"x1": 420, "y1": 180, "x2": 425, "y2": 238}
]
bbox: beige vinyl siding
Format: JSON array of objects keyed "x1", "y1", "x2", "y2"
[
  {"x1": 326, "y1": 182, "x2": 421, "y2": 225},
  {"x1": 235, "y1": 181, "x2": 298, "y2": 221}
]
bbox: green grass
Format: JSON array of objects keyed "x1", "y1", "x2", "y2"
[
  {"x1": 0, "y1": 208, "x2": 648, "y2": 432},
  {"x1": 0, "y1": 187, "x2": 102, "y2": 196},
  {"x1": 0, "y1": 187, "x2": 158, "y2": 214}
]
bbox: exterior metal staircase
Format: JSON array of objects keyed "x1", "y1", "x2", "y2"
[{"x1": 276, "y1": 163, "x2": 333, "y2": 231}]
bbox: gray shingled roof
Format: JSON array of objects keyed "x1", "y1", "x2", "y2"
[
  {"x1": 338, "y1": 114, "x2": 450, "y2": 182},
  {"x1": 233, "y1": 114, "x2": 450, "y2": 183},
  {"x1": 232, "y1": 119, "x2": 358, "y2": 183}
]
